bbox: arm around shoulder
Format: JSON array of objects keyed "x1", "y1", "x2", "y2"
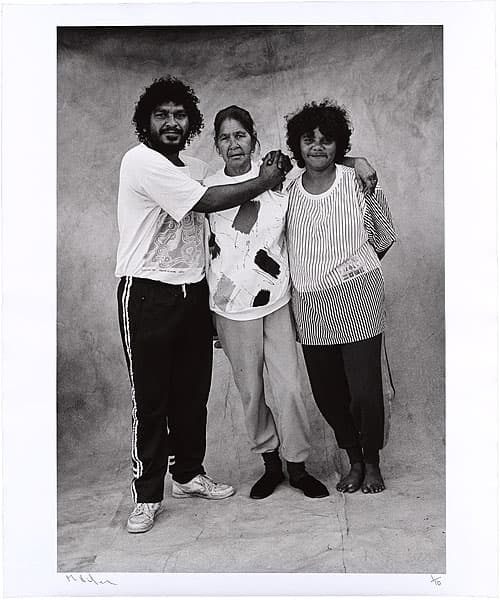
[
  {"x1": 193, "y1": 150, "x2": 286, "y2": 213},
  {"x1": 193, "y1": 177, "x2": 269, "y2": 213},
  {"x1": 341, "y1": 156, "x2": 378, "y2": 194}
]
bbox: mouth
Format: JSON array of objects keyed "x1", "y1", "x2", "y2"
[
  {"x1": 228, "y1": 153, "x2": 245, "y2": 159},
  {"x1": 160, "y1": 130, "x2": 182, "y2": 139}
]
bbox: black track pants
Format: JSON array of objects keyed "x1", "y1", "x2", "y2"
[
  {"x1": 117, "y1": 276, "x2": 213, "y2": 502},
  {"x1": 302, "y1": 334, "x2": 384, "y2": 462}
]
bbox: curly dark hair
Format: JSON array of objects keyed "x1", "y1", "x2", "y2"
[
  {"x1": 285, "y1": 100, "x2": 352, "y2": 168},
  {"x1": 132, "y1": 76, "x2": 204, "y2": 145}
]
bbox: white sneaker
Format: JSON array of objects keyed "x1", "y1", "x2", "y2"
[
  {"x1": 172, "y1": 474, "x2": 235, "y2": 500},
  {"x1": 127, "y1": 502, "x2": 162, "y2": 533}
]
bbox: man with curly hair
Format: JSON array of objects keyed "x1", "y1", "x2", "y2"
[{"x1": 116, "y1": 76, "x2": 288, "y2": 533}]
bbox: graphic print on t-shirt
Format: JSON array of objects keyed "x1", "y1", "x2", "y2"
[
  {"x1": 254, "y1": 248, "x2": 281, "y2": 279},
  {"x1": 253, "y1": 289, "x2": 271, "y2": 307},
  {"x1": 232, "y1": 201, "x2": 261, "y2": 234},
  {"x1": 213, "y1": 273, "x2": 237, "y2": 310},
  {"x1": 142, "y1": 210, "x2": 205, "y2": 273}
]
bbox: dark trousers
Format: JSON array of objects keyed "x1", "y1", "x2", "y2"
[
  {"x1": 302, "y1": 334, "x2": 384, "y2": 464},
  {"x1": 117, "y1": 276, "x2": 213, "y2": 502}
]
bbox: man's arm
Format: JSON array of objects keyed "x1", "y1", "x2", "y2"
[
  {"x1": 194, "y1": 179, "x2": 270, "y2": 213},
  {"x1": 193, "y1": 151, "x2": 290, "y2": 213},
  {"x1": 340, "y1": 156, "x2": 378, "y2": 194}
]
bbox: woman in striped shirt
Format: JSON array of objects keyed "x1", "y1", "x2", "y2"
[{"x1": 285, "y1": 100, "x2": 397, "y2": 494}]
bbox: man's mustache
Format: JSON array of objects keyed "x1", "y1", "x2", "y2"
[{"x1": 160, "y1": 127, "x2": 182, "y2": 135}]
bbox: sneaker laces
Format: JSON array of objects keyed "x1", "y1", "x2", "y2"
[
  {"x1": 198, "y1": 474, "x2": 219, "y2": 491},
  {"x1": 131, "y1": 502, "x2": 157, "y2": 518}
]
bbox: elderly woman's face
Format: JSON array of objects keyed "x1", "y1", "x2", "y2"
[
  {"x1": 216, "y1": 118, "x2": 254, "y2": 173},
  {"x1": 299, "y1": 127, "x2": 337, "y2": 172}
]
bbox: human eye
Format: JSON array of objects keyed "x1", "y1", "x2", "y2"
[
  {"x1": 154, "y1": 111, "x2": 166, "y2": 119},
  {"x1": 175, "y1": 112, "x2": 187, "y2": 120}
]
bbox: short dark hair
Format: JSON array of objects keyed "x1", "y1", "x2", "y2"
[
  {"x1": 213, "y1": 105, "x2": 259, "y2": 151},
  {"x1": 285, "y1": 100, "x2": 352, "y2": 168},
  {"x1": 132, "y1": 76, "x2": 204, "y2": 145}
]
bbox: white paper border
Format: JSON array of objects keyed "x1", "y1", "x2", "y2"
[{"x1": 1, "y1": 1, "x2": 497, "y2": 597}]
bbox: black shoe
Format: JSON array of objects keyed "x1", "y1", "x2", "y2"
[
  {"x1": 250, "y1": 470, "x2": 285, "y2": 499},
  {"x1": 289, "y1": 474, "x2": 329, "y2": 498}
]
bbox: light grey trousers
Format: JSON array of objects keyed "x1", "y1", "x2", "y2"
[{"x1": 215, "y1": 303, "x2": 311, "y2": 463}]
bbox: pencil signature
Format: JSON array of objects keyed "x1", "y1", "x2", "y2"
[{"x1": 66, "y1": 573, "x2": 117, "y2": 586}]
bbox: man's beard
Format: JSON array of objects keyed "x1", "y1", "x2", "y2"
[{"x1": 147, "y1": 130, "x2": 187, "y2": 154}]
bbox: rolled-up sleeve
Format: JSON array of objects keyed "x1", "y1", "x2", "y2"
[{"x1": 363, "y1": 187, "x2": 397, "y2": 253}]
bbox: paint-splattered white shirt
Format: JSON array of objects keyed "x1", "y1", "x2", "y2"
[{"x1": 205, "y1": 164, "x2": 291, "y2": 321}]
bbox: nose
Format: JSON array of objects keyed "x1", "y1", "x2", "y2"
[
  {"x1": 164, "y1": 114, "x2": 176, "y2": 127},
  {"x1": 228, "y1": 135, "x2": 240, "y2": 148}
]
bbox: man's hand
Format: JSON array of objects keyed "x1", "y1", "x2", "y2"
[
  {"x1": 353, "y1": 157, "x2": 378, "y2": 194},
  {"x1": 277, "y1": 152, "x2": 293, "y2": 177},
  {"x1": 195, "y1": 151, "x2": 291, "y2": 213},
  {"x1": 259, "y1": 150, "x2": 287, "y2": 190},
  {"x1": 271, "y1": 152, "x2": 293, "y2": 191}
]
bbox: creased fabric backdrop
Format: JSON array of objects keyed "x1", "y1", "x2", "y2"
[{"x1": 57, "y1": 25, "x2": 443, "y2": 483}]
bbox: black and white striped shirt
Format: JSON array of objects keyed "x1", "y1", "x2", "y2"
[{"x1": 286, "y1": 165, "x2": 396, "y2": 345}]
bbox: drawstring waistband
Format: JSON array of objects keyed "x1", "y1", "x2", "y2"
[{"x1": 119, "y1": 277, "x2": 206, "y2": 299}]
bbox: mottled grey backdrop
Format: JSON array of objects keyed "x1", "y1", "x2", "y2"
[{"x1": 57, "y1": 26, "x2": 443, "y2": 490}]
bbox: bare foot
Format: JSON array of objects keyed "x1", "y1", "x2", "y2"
[
  {"x1": 336, "y1": 462, "x2": 365, "y2": 493},
  {"x1": 362, "y1": 463, "x2": 385, "y2": 493}
]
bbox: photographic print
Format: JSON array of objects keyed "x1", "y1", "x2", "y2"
[
  {"x1": 56, "y1": 23, "x2": 443, "y2": 574},
  {"x1": 1, "y1": 2, "x2": 497, "y2": 597}
]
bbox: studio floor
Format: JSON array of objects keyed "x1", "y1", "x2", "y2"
[
  {"x1": 58, "y1": 446, "x2": 445, "y2": 574},
  {"x1": 57, "y1": 349, "x2": 445, "y2": 574}
]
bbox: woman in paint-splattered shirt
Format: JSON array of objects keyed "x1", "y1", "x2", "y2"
[{"x1": 204, "y1": 105, "x2": 328, "y2": 500}]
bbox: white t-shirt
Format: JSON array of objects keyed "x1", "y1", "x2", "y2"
[
  {"x1": 205, "y1": 164, "x2": 291, "y2": 321},
  {"x1": 115, "y1": 143, "x2": 209, "y2": 284}
]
